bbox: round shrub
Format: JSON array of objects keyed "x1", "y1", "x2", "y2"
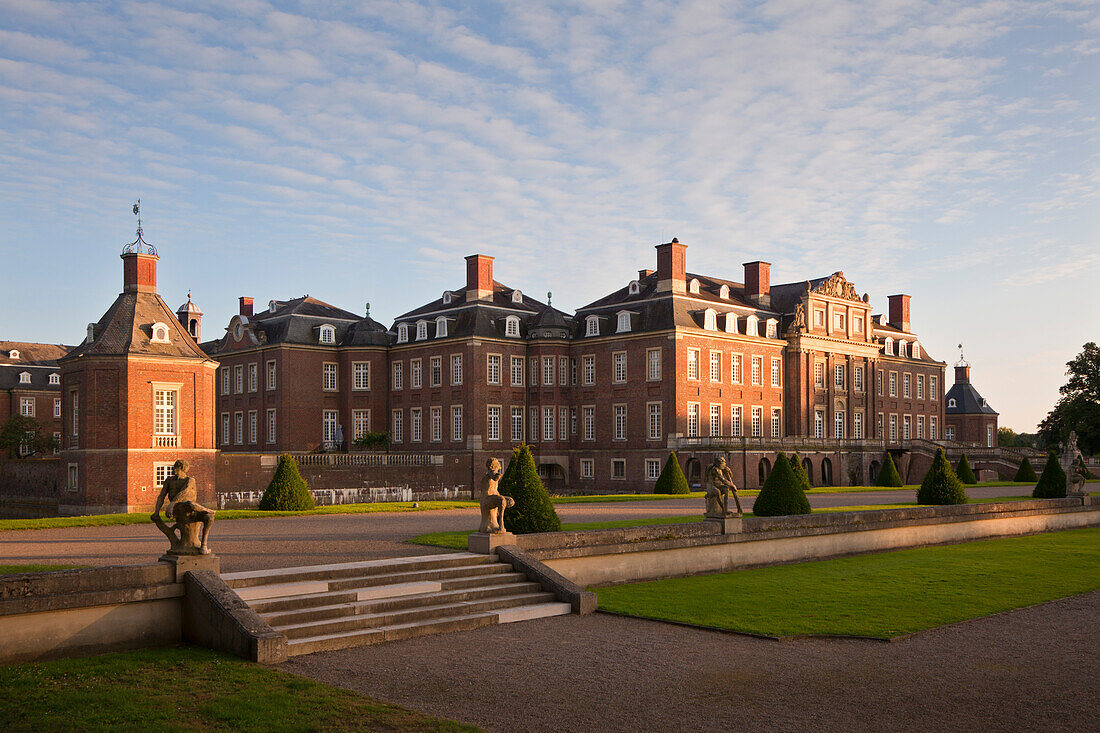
[
  {"x1": 1032, "y1": 452, "x2": 1067, "y2": 499},
  {"x1": 955, "y1": 454, "x2": 977, "y2": 484},
  {"x1": 917, "y1": 448, "x2": 967, "y2": 505},
  {"x1": 875, "y1": 452, "x2": 903, "y2": 487},
  {"x1": 258, "y1": 453, "x2": 315, "y2": 511},
  {"x1": 752, "y1": 451, "x2": 811, "y2": 517},
  {"x1": 499, "y1": 445, "x2": 562, "y2": 534},
  {"x1": 1013, "y1": 457, "x2": 1038, "y2": 483},
  {"x1": 787, "y1": 453, "x2": 811, "y2": 492},
  {"x1": 654, "y1": 452, "x2": 690, "y2": 494}
]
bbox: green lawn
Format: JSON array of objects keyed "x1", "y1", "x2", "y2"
[
  {"x1": 0, "y1": 646, "x2": 479, "y2": 732},
  {"x1": 0, "y1": 564, "x2": 80, "y2": 575},
  {"x1": 596, "y1": 527, "x2": 1100, "y2": 638}
]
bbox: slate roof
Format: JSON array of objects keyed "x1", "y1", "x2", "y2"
[
  {"x1": 0, "y1": 341, "x2": 71, "y2": 365},
  {"x1": 207, "y1": 296, "x2": 390, "y2": 353},
  {"x1": 945, "y1": 381, "x2": 999, "y2": 415},
  {"x1": 578, "y1": 270, "x2": 766, "y2": 314},
  {"x1": 62, "y1": 292, "x2": 210, "y2": 361},
  {"x1": 394, "y1": 282, "x2": 549, "y2": 320},
  {"x1": 391, "y1": 282, "x2": 572, "y2": 343}
]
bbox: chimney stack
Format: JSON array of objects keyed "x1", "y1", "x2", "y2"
[
  {"x1": 637, "y1": 268, "x2": 655, "y2": 281},
  {"x1": 239, "y1": 297, "x2": 254, "y2": 318},
  {"x1": 121, "y1": 251, "x2": 158, "y2": 294},
  {"x1": 743, "y1": 261, "x2": 771, "y2": 307},
  {"x1": 465, "y1": 254, "x2": 495, "y2": 301},
  {"x1": 955, "y1": 364, "x2": 971, "y2": 384},
  {"x1": 655, "y1": 238, "x2": 687, "y2": 293},
  {"x1": 888, "y1": 294, "x2": 911, "y2": 333}
]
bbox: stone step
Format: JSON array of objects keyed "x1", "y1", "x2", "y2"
[
  {"x1": 222, "y1": 553, "x2": 489, "y2": 589},
  {"x1": 273, "y1": 592, "x2": 557, "y2": 640},
  {"x1": 261, "y1": 582, "x2": 544, "y2": 627},
  {"x1": 324, "y1": 563, "x2": 514, "y2": 591}
]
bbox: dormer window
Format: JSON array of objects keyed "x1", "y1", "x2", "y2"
[
  {"x1": 765, "y1": 319, "x2": 778, "y2": 339},
  {"x1": 719, "y1": 284, "x2": 730, "y2": 299},
  {"x1": 948, "y1": 398, "x2": 957, "y2": 408},
  {"x1": 511, "y1": 290, "x2": 523, "y2": 304},
  {"x1": 688, "y1": 278, "x2": 700, "y2": 294},
  {"x1": 617, "y1": 312, "x2": 631, "y2": 333},
  {"x1": 49, "y1": 373, "x2": 59, "y2": 385},
  {"x1": 628, "y1": 281, "x2": 640, "y2": 295},
  {"x1": 319, "y1": 325, "x2": 336, "y2": 344},
  {"x1": 724, "y1": 313, "x2": 738, "y2": 333},
  {"x1": 151, "y1": 322, "x2": 171, "y2": 344},
  {"x1": 19, "y1": 372, "x2": 30, "y2": 384},
  {"x1": 268, "y1": 300, "x2": 278, "y2": 313},
  {"x1": 585, "y1": 315, "x2": 600, "y2": 337},
  {"x1": 442, "y1": 291, "x2": 452, "y2": 305},
  {"x1": 435, "y1": 316, "x2": 448, "y2": 338},
  {"x1": 703, "y1": 308, "x2": 717, "y2": 331},
  {"x1": 884, "y1": 337, "x2": 894, "y2": 355},
  {"x1": 745, "y1": 315, "x2": 759, "y2": 337},
  {"x1": 8, "y1": 350, "x2": 18, "y2": 360},
  {"x1": 415, "y1": 321, "x2": 428, "y2": 341},
  {"x1": 397, "y1": 324, "x2": 409, "y2": 343},
  {"x1": 505, "y1": 316, "x2": 521, "y2": 338},
  {"x1": 912, "y1": 342, "x2": 921, "y2": 359},
  {"x1": 898, "y1": 339, "x2": 908, "y2": 358}
]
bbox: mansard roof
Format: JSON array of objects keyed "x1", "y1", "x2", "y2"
[
  {"x1": 0, "y1": 341, "x2": 72, "y2": 365},
  {"x1": 210, "y1": 296, "x2": 389, "y2": 351},
  {"x1": 62, "y1": 292, "x2": 210, "y2": 361},
  {"x1": 946, "y1": 382, "x2": 999, "y2": 415},
  {"x1": 579, "y1": 271, "x2": 764, "y2": 313},
  {"x1": 394, "y1": 281, "x2": 548, "y2": 320}
]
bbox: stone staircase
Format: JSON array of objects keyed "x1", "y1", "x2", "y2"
[{"x1": 221, "y1": 552, "x2": 572, "y2": 657}]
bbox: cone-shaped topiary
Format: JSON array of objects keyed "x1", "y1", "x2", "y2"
[
  {"x1": 917, "y1": 448, "x2": 968, "y2": 505},
  {"x1": 653, "y1": 451, "x2": 690, "y2": 494},
  {"x1": 258, "y1": 453, "x2": 315, "y2": 511},
  {"x1": 499, "y1": 445, "x2": 562, "y2": 533},
  {"x1": 955, "y1": 454, "x2": 977, "y2": 484},
  {"x1": 787, "y1": 453, "x2": 811, "y2": 492},
  {"x1": 1013, "y1": 457, "x2": 1038, "y2": 483},
  {"x1": 753, "y1": 451, "x2": 812, "y2": 516},
  {"x1": 1032, "y1": 452, "x2": 1067, "y2": 498},
  {"x1": 875, "y1": 452, "x2": 903, "y2": 487}
]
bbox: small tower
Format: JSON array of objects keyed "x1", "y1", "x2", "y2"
[
  {"x1": 944, "y1": 347, "x2": 999, "y2": 449},
  {"x1": 176, "y1": 291, "x2": 203, "y2": 342}
]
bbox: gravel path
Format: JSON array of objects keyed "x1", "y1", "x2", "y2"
[
  {"x1": 285, "y1": 590, "x2": 1100, "y2": 733},
  {"x1": 0, "y1": 484, "x2": 1051, "y2": 572}
]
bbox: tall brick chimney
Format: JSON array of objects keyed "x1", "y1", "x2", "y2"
[
  {"x1": 465, "y1": 254, "x2": 495, "y2": 301},
  {"x1": 888, "y1": 294, "x2": 911, "y2": 333},
  {"x1": 239, "y1": 297, "x2": 254, "y2": 318},
  {"x1": 655, "y1": 238, "x2": 687, "y2": 293},
  {"x1": 121, "y1": 252, "x2": 157, "y2": 294},
  {"x1": 743, "y1": 261, "x2": 771, "y2": 307}
]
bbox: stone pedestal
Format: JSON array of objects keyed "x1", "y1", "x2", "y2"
[
  {"x1": 468, "y1": 532, "x2": 516, "y2": 554},
  {"x1": 705, "y1": 516, "x2": 743, "y2": 534},
  {"x1": 159, "y1": 553, "x2": 220, "y2": 581}
]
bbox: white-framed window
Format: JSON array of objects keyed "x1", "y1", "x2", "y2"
[
  {"x1": 912, "y1": 342, "x2": 921, "y2": 359},
  {"x1": 854, "y1": 366, "x2": 864, "y2": 392},
  {"x1": 771, "y1": 358, "x2": 781, "y2": 388},
  {"x1": 49, "y1": 372, "x2": 59, "y2": 385},
  {"x1": 814, "y1": 362, "x2": 825, "y2": 388},
  {"x1": 234, "y1": 365, "x2": 243, "y2": 393},
  {"x1": 903, "y1": 373, "x2": 911, "y2": 398},
  {"x1": 617, "y1": 312, "x2": 631, "y2": 333},
  {"x1": 353, "y1": 362, "x2": 371, "y2": 390},
  {"x1": 946, "y1": 425, "x2": 956, "y2": 441},
  {"x1": 430, "y1": 406, "x2": 442, "y2": 442},
  {"x1": 629, "y1": 280, "x2": 640, "y2": 295},
  {"x1": 570, "y1": 406, "x2": 577, "y2": 435},
  {"x1": 746, "y1": 315, "x2": 759, "y2": 337},
  {"x1": 416, "y1": 321, "x2": 428, "y2": 341},
  {"x1": 725, "y1": 312, "x2": 738, "y2": 334},
  {"x1": 511, "y1": 356, "x2": 524, "y2": 387},
  {"x1": 323, "y1": 409, "x2": 338, "y2": 446},
  {"x1": 709, "y1": 404, "x2": 721, "y2": 436},
  {"x1": 486, "y1": 354, "x2": 501, "y2": 385},
  {"x1": 351, "y1": 409, "x2": 371, "y2": 440},
  {"x1": 436, "y1": 316, "x2": 448, "y2": 338},
  {"x1": 583, "y1": 356, "x2": 595, "y2": 385},
  {"x1": 511, "y1": 407, "x2": 524, "y2": 443},
  {"x1": 530, "y1": 357, "x2": 538, "y2": 386},
  {"x1": 646, "y1": 459, "x2": 661, "y2": 480},
  {"x1": 703, "y1": 309, "x2": 717, "y2": 331},
  {"x1": 248, "y1": 363, "x2": 257, "y2": 392},
  {"x1": 751, "y1": 407, "x2": 762, "y2": 437},
  {"x1": 54, "y1": 398, "x2": 61, "y2": 418},
  {"x1": 884, "y1": 337, "x2": 894, "y2": 355},
  {"x1": 411, "y1": 407, "x2": 422, "y2": 442},
  {"x1": 151, "y1": 322, "x2": 171, "y2": 344},
  {"x1": 731, "y1": 405, "x2": 742, "y2": 437},
  {"x1": 987, "y1": 424, "x2": 994, "y2": 447},
  {"x1": 889, "y1": 372, "x2": 897, "y2": 397},
  {"x1": 731, "y1": 353, "x2": 742, "y2": 384},
  {"x1": 560, "y1": 357, "x2": 569, "y2": 386},
  {"x1": 486, "y1": 406, "x2": 501, "y2": 442},
  {"x1": 529, "y1": 408, "x2": 538, "y2": 442},
  {"x1": 392, "y1": 361, "x2": 403, "y2": 390},
  {"x1": 834, "y1": 410, "x2": 844, "y2": 439},
  {"x1": 853, "y1": 411, "x2": 863, "y2": 439},
  {"x1": 8, "y1": 349, "x2": 19, "y2": 360},
  {"x1": 153, "y1": 389, "x2": 176, "y2": 436},
  {"x1": 903, "y1": 414, "x2": 912, "y2": 440},
  {"x1": 814, "y1": 410, "x2": 824, "y2": 439},
  {"x1": 583, "y1": 406, "x2": 595, "y2": 441},
  {"x1": 930, "y1": 376, "x2": 938, "y2": 400},
  {"x1": 585, "y1": 315, "x2": 600, "y2": 337},
  {"x1": 235, "y1": 412, "x2": 243, "y2": 445},
  {"x1": 221, "y1": 413, "x2": 229, "y2": 445},
  {"x1": 834, "y1": 364, "x2": 845, "y2": 389},
  {"x1": 266, "y1": 360, "x2": 277, "y2": 391},
  {"x1": 719, "y1": 284, "x2": 730, "y2": 299},
  {"x1": 19, "y1": 397, "x2": 34, "y2": 417},
  {"x1": 614, "y1": 404, "x2": 626, "y2": 440},
  {"x1": 154, "y1": 462, "x2": 173, "y2": 490},
  {"x1": 751, "y1": 356, "x2": 762, "y2": 386},
  {"x1": 917, "y1": 415, "x2": 925, "y2": 439},
  {"x1": 581, "y1": 458, "x2": 594, "y2": 479},
  {"x1": 854, "y1": 316, "x2": 864, "y2": 335},
  {"x1": 451, "y1": 406, "x2": 463, "y2": 442},
  {"x1": 765, "y1": 319, "x2": 778, "y2": 339},
  {"x1": 544, "y1": 407, "x2": 556, "y2": 442},
  {"x1": 430, "y1": 356, "x2": 442, "y2": 387},
  {"x1": 221, "y1": 367, "x2": 230, "y2": 395},
  {"x1": 647, "y1": 349, "x2": 661, "y2": 381},
  {"x1": 410, "y1": 358, "x2": 422, "y2": 389},
  {"x1": 18, "y1": 372, "x2": 30, "y2": 384},
  {"x1": 772, "y1": 407, "x2": 782, "y2": 438},
  {"x1": 267, "y1": 408, "x2": 277, "y2": 443},
  {"x1": 613, "y1": 352, "x2": 627, "y2": 383},
  {"x1": 319, "y1": 325, "x2": 336, "y2": 344},
  {"x1": 889, "y1": 414, "x2": 898, "y2": 443},
  {"x1": 709, "y1": 351, "x2": 721, "y2": 382},
  {"x1": 391, "y1": 410, "x2": 403, "y2": 443},
  {"x1": 833, "y1": 312, "x2": 846, "y2": 331},
  {"x1": 571, "y1": 358, "x2": 577, "y2": 385},
  {"x1": 612, "y1": 459, "x2": 626, "y2": 479},
  {"x1": 560, "y1": 407, "x2": 568, "y2": 441},
  {"x1": 248, "y1": 410, "x2": 257, "y2": 443},
  {"x1": 67, "y1": 463, "x2": 78, "y2": 492},
  {"x1": 648, "y1": 403, "x2": 661, "y2": 440},
  {"x1": 917, "y1": 375, "x2": 925, "y2": 400},
  {"x1": 70, "y1": 390, "x2": 79, "y2": 438},
  {"x1": 505, "y1": 316, "x2": 521, "y2": 338},
  {"x1": 899, "y1": 340, "x2": 908, "y2": 358},
  {"x1": 544, "y1": 356, "x2": 556, "y2": 386},
  {"x1": 323, "y1": 363, "x2": 338, "y2": 391},
  {"x1": 451, "y1": 354, "x2": 463, "y2": 385},
  {"x1": 397, "y1": 324, "x2": 409, "y2": 343},
  {"x1": 687, "y1": 403, "x2": 699, "y2": 437},
  {"x1": 689, "y1": 278, "x2": 701, "y2": 294},
  {"x1": 930, "y1": 416, "x2": 938, "y2": 439},
  {"x1": 878, "y1": 412, "x2": 884, "y2": 438},
  {"x1": 687, "y1": 349, "x2": 699, "y2": 380},
  {"x1": 877, "y1": 370, "x2": 883, "y2": 395}
]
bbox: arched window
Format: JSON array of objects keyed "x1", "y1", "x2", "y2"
[
  {"x1": 765, "y1": 319, "x2": 778, "y2": 338},
  {"x1": 948, "y1": 398, "x2": 957, "y2": 408},
  {"x1": 585, "y1": 316, "x2": 600, "y2": 337},
  {"x1": 628, "y1": 281, "x2": 640, "y2": 295},
  {"x1": 151, "y1": 322, "x2": 171, "y2": 344},
  {"x1": 189, "y1": 319, "x2": 197, "y2": 337},
  {"x1": 319, "y1": 325, "x2": 336, "y2": 344},
  {"x1": 898, "y1": 339, "x2": 908, "y2": 358},
  {"x1": 505, "y1": 316, "x2": 521, "y2": 338},
  {"x1": 719, "y1": 284, "x2": 730, "y2": 299},
  {"x1": 442, "y1": 291, "x2": 452, "y2": 305},
  {"x1": 884, "y1": 337, "x2": 893, "y2": 355},
  {"x1": 511, "y1": 290, "x2": 523, "y2": 304},
  {"x1": 688, "y1": 278, "x2": 700, "y2": 294},
  {"x1": 397, "y1": 324, "x2": 409, "y2": 343},
  {"x1": 724, "y1": 313, "x2": 738, "y2": 333},
  {"x1": 758, "y1": 457, "x2": 771, "y2": 487},
  {"x1": 703, "y1": 308, "x2": 717, "y2": 331},
  {"x1": 435, "y1": 316, "x2": 448, "y2": 338},
  {"x1": 821, "y1": 457, "x2": 833, "y2": 486},
  {"x1": 268, "y1": 300, "x2": 278, "y2": 313},
  {"x1": 912, "y1": 342, "x2": 921, "y2": 359},
  {"x1": 746, "y1": 315, "x2": 759, "y2": 337},
  {"x1": 49, "y1": 373, "x2": 59, "y2": 385},
  {"x1": 803, "y1": 458, "x2": 814, "y2": 486},
  {"x1": 415, "y1": 321, "x2": 428, "y2": 341},
  {"x1": 617, "y1": 312, "x2": 631, "y2": 333},
  {"x1": 8, "y1": 350, "x2": 19, "y2": 360}
]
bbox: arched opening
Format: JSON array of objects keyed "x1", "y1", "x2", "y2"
[
  {"x1": 189, "y1": 319, "x2": 197, "y2": 336},
  {"x1": 758, "y1": 457, "x2": 772, "y2": 487},
  {"x1": 802, "y1": 458, "x2": 814, "y2": 486},
  {"x1": 685, "y1": 458, "x2": 702, "y2": 488},
  {"x1": 821, "y1": 457, "x2": 833, "y2": 486},
  {"x1": 869, "y1": 460, "x2": 880, "y2": 484}
]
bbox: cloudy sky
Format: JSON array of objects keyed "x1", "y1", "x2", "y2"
[{"x1": 1, "y1": 0, "x2": 1097, "y2": 431}]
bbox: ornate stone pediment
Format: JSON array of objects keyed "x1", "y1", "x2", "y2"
[{"x1": 813, "y1": 271, "x2": 863, "y2": 302}]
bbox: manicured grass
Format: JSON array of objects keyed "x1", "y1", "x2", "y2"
[
  {"x1": 551, "y1": 492, "x2": 707, "y2": 503},
  {"x1": 0, "y1": 564, "x2": 80, "y2": 575},
  {"x1": 596, "y1": 527, "x2": 1100, "y2": 638},
  {"x1": 0, "y1": 646, "x2": 480, "y2": 732}
]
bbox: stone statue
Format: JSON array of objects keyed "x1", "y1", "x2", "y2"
[
  {"x1": 704, "y1": 456, "x2": 742, "y2": 517},
  {"x1": 1061, "y1": 432, "x2": 1088, "y2": 496},
  {"x1": 151, "y1": 460, "x2": 216, "y2": 555},
  {"x1": 478, "y1": 458, "x2": 515, "y2": 533},
  {"x1": 787, "y1": 303, "x2": 806, "y2": 335}
]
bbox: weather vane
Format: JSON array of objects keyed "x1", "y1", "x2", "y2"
[
  {"x1": 122, "y1": 199, "x2": 157, "y2": 256},
  {"x1": 547, "y1": 291, "x2": 552, "y2": 307},
  {"x1": 957, "y1": 343, "x2": 968, "y2": 366}
]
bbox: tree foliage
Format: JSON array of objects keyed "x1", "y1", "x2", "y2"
[
  {"x1": 653, "y1": 452, "x2": 690, "y2": 494},
  {"x1": 0, "y1": 415, "x2": 59, "y2": 458},
  {"x1": 787, "y1": 453, "x2": 811, "y2": 492},
  {"x1": 1032, "y1": 452, "x2": 1067, "y2": 499},
  {"x1": 1038, "y1": 342, "x2": 1100, "y2": 455},
  {"x1": 917, "y1": 448, "x2": 968, "y2": 505},
  {"x1": 499, "y1": 445, "x2": 561, "y2": 533},
  {"x1": 955, "y1": 454, "x2": 977, "y2": 484},
  {"x1": 258, "y1": 453, "x2": 315, "y2": 511},
  {"x1": 874, "y1": 452, "x2": 903, "y2": 487},
  {"x1": 1013, "y1": 457, "x2": 1038, "y2": 483},
  {"x1": 752, "y1": 451, "x2": 811, "y2": 516}
]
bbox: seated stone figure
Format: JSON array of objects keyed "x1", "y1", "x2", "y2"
[
  {"x1": 478, "y1": 458, "x2": 515, "y2": 534},
  {"x1": 704, "y1": 456, "x2": 742, "y2": 518},
  {"x1": 151, "y1": 460, "x2": 216, "y2": 555},
  {"x1": 1061, "y1": 431, "x2": 1088, "y2": 496}
]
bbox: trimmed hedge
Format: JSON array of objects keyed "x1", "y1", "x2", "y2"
[
  {"x1": 955, "y1": 454, "x2": 978, "y2": 484},
  {"x1": 1032, "y1": 452, "x2": 1067, "y2": 499},
  {"x1": 258, "y1": 454, "x2": 315, "y2": 511},
  {"x1": 499, "y1": 445, "x2": 561, "y2": 534},
  {"x1": 1013, "y1": 457, "x2": 1038, "y2": 483},
  {"x1": 752, "y1": 451, "x2": 811, "y2": 517},
  {"x1": 917, "y1": 448, "x2": 968, "y2": 505},
  {"x1": 787, "y1": 453, "x2": 811, "y2": 492},
  {"x1": 654, "y1": 452, "x2": 690, "y2": 494},
  {"x1": 875, "y1": 453, "x2": 903, "y2": 487}
]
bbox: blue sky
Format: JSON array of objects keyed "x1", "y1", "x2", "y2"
[{"x1": 0, "y1": 0, "x2": 1097, "y2": 432}]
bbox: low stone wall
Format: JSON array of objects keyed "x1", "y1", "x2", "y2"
[{"x1": 511, "y1": 497, "x2": 1100, "y2": 587}]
